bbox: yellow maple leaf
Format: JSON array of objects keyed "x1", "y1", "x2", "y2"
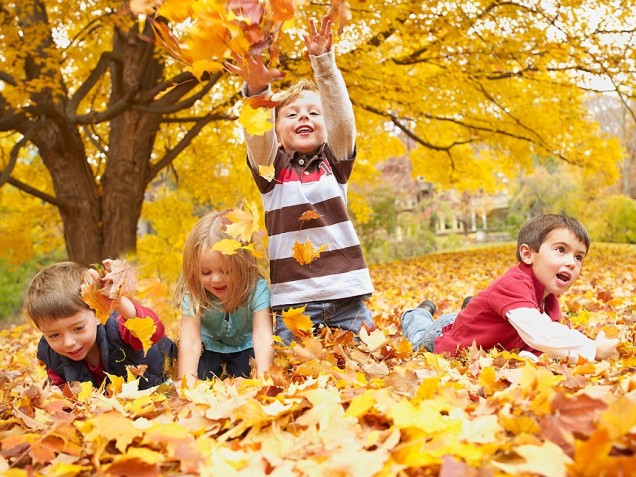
[
  {"x1": 212, "y1": 238, "x2": 244, "y2": 255},
  {"x1": 124, "y1": 317, "x2": 157, "y2": 356},
  {"x1": 292, "y1": 240, "x2": 328, "y2": 265},
  {"x1": 281, "y1": 305, "x2": 313, "y2": 338},
  {"x1": 77, "y1": 381, "x2": 93, "y2": 403},
  {"x1": 225, "y1": 201, "x2": 259, "y2": 242},
  {"x1": 258, "y1": 164, "x2": 276, "y2": 181},
  {"x1": 188, "y1": 59, "x2": 224, "y2": 81},
  {"x1": 238, "y1": 104, "x2": 274, "y2": 136}
]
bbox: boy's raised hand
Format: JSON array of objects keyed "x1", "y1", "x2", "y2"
[
  {"x1": 225, "y1": 53, "x2": 283, "y2": 96},
  {"x1": 594, "y1": 330, "x2": 619, "y2": 360},
  {"x1": 303, "y1": 16, "x2": 333, "y2": 57}
]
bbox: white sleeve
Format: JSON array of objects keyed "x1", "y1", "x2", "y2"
[
  {"x1": 310, "y1": 51, "x2": 355, "y2": 161},
  {"x1": 506, "y1": 308, "x2": 596, "y2": 362}
]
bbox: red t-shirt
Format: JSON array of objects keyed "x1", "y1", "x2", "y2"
[
  {"x1": 434, "y1": 263, "x2": 562, "y2": 356},
  {"x1": 46, "y1": 301, "x2": 164, "y2": 386}
]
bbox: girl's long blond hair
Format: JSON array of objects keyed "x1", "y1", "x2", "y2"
[{"x1": 173, "y1": 211, "x2": 259, "y2": 315}]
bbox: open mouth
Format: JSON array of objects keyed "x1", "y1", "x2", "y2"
[
  {"x1": 556, "y1": 272, "x2": 571, "y2": 283},
  {"x1": 295, "y1": 126, "x2": 313, "y2": 134}
]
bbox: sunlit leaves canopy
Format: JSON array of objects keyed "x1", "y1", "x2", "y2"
[{"x1": 1, "y1": 0, "x2": 634, "y2": 264}]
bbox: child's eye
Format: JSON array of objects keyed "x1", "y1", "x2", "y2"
[
  {"x1": 74, "y1": 326, "x2": 85, "y2": 332},
  {"x1": 556, "y1": 246, "x2": 565, "y2": 253},
  {"x1": 310, "y1": 111, "x2": 320, "y2": 116},
  {"x1": 575, "y1": 255, "x2": 584, "y2": 262},
  {"x1": 47, "y1": 333, "x2": 59, "y2": 339}
]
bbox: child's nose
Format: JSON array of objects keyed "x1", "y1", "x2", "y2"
[{"x1": 63, "y1": 334, "x2": 76, "y2": 347}]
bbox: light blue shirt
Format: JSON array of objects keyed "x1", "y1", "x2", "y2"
[{"x1": 181, "y1": 278, "x2": 271, "y2": 353}]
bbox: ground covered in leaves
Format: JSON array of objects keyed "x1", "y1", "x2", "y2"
[{"x1": 2, "y1": 243, "x2": 636, "y2": 476}]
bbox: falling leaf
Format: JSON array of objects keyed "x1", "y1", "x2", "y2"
[
  {"x1": 299, "y1": 210, "x2": 322, "y2": 222},
  {"x1": 124, "y1": 317, "x2": 157, "y2": 355},
  {"x1": 245, "y1": 95, "x2": 279, "y2": 109},
  {"x1": 225, "y1": 201, "x2": 259, "y2": 242},
  {"x1": 281, "y1": 306, "x2": 313, "y2": 338},
  {"x1": 187, "y1": 59, "x2": 225, "y2": 80},
  {"x1": 258, "y1": 164, "x2": 276, "y2": 182},
  {"x1": 212, "y1": 238, "x2": 244, "y2": 255},
  {"x1": 238, "y1": 104, "x2": 274, "y2": 136},
  {"x1": 326, "y1": 0, "x2": 352, "y2": 35},
  {"x1": 292, "y1": 240, "x2": 328, "y2": 265}
]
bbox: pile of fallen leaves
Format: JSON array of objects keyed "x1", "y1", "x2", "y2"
[{"x1": 2, "y1": 243, "x2": 636, "y2": 476}]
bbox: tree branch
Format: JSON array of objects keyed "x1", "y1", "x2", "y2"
[
  {"x1": 66, "y1": 52, "x2": 117, "y2": 115},
  {"x1": 147, "y1": 114, "x2": 219, "y2": 182},
  {"x1": 7, "y1": 176, "x2": 61, "y2": 207}
]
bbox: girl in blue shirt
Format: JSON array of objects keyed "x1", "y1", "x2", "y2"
[{"x1": 174, "y1": 211, "x2": 274, "y2": 383}]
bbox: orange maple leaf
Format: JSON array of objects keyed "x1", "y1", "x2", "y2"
[
  {"x1": 81, "y1": 281, "x2": 114, "y2": 325},
  {"x1": 327, "y1": 0, "x2": 352, "y2": 35},
  {"x1": 299, "y1": 210, "x2": 322, "y2": 222},
  {"x1": 281, "y1": 306, "x2": 313, "y2": 338},
  {"x1": 245, "y1": 95, "x2": 279, "y2": 110},
  {"x1": 292, "y1": 240, "x2": 328, "y2": 265}
]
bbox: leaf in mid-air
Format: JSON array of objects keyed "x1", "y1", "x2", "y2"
[
  {"x1": 212, "y1": 238, "x2": 244, "y2": 255},
  {"x1": 292, "y1": 240, "x2": 328, "y2": 265},
  {"x1": 238, "y1": 104, "x2": 274, "y2": 136},
  {"x1": 258, "y1": 164, "x2": 276, "y2": 182},
  {"x1": 225, "y1": 201, "x2": 260, "y2": 242}
]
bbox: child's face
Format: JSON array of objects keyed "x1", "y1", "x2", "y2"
[
  {"x1": 199, "y1": 248, "x2": 230, "y2": 304},
  {"x1": 520, "y1": 227, "x2": 587, "y2": 298},
  {"x1": 38, "y1": 309, "x2": 100, "y2": 362},
  {"x1": 276, "y1": 91, "x2": 327, "y2": 156}
]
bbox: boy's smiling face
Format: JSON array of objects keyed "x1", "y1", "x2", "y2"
[
  {"x1": 39, "y1": 309, "x2": 100, "y2": 363},
  {"x1": 276, "y1": 91, "x2": 327, "y2": 156},
  {"x1": 519, "y1": 227, "x2": 588, "y2": 298}
]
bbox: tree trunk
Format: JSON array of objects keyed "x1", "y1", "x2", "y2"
[{"x1": 99, "y1": 23, "x2": 163, "y2": 259}]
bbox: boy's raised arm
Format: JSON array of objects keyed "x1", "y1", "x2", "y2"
[
  {"x1": 307, "y1": 16, "x2": 356, "y2": 161},
  {"x1": 226, "y1": 54, "x2": 282, "y2": 168}
]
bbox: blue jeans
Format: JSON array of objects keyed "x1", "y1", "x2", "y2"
[
  {"x1": 274, "y1": 297, "x2": 375, "y2": 345},
  {"x1": 401, "y1": 308, "x2": 458, "y2": 352},
  {"x1": 198, "y1": 348, "x2": 254, "y2": 379}
]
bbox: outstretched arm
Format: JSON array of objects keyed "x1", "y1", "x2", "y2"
[
  {"x1": 506, "y1": 308, "x2": 617, "y2": 361},
  {"x1": 225, "y1": 54, "x2": 282, "y2": 168},
  {"x1": 306, "y1": 16, "x2": 356, "y2": 161}
]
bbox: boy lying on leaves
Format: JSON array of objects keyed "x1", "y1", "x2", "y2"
[
  {"x1": 402, "y1": 214, "x2": 619, "y2": 362},
  {"x1": 26, "y1": 260, "x2": 174, "y2": 390}
]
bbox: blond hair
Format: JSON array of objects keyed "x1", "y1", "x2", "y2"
[
  {"x1": 274, "y1": 78, "x2": 318, "y2": 125},
  {"x1": 173, "y1": 211, "x2": 259, "y2": 315},
  {"x1": 26, "y1": 262, "x2": 92, "y2": 327}
]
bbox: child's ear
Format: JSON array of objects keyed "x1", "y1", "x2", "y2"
[{"x1": 519, "y1": 243, "x2": 534, "y2": 264}]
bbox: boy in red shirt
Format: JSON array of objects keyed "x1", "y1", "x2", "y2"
[
  {"x1": 27, "y1": 260, "x2": 174, "y2": 389},
  {"x1": 401, "y1": 214, "x2": 618, "y2": 362}
]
